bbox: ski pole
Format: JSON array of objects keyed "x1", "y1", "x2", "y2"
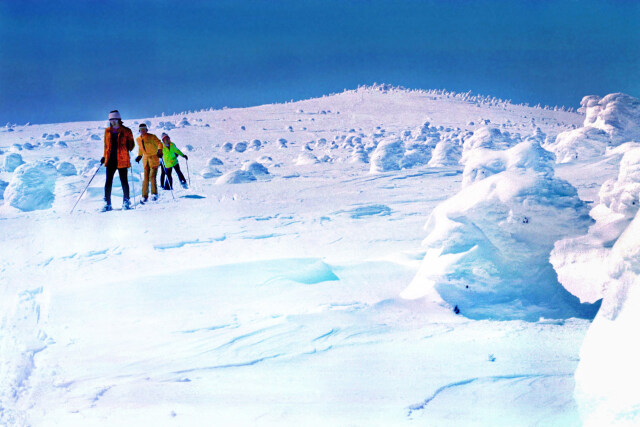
[
  {"x1": 139, "y1": 169, "x2": 144, "y2": 199},
  {"x1": 186, "y1": 157, "x2": 191, "y2": 187},
  {"x1": 70, "y1": 163, "x2": 102, "y2": 214},
  {"x1": 129, "y1": 164, "x2": 136, "y2": 208},
  {"x1": 159, "y1": 158, "x2": 175, "y2": 200}
]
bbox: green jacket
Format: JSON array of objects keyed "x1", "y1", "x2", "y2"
[{"x1": 161, "y1": 142, "x2": 184, "y2": 168}]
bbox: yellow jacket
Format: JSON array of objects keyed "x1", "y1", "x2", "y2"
[{"x1": 136, "y1": 134, "x2": 162, "y2": 168}]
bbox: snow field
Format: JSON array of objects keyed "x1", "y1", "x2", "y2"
[{"x1": 1, "y1": 86, "x2": 638, "y2": 425}]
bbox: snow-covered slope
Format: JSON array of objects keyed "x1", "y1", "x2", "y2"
[{"x1": 0, "y1": 86, "x2": 633, "y2": 426}]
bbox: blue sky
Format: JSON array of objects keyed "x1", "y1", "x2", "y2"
[{"x1": 1, "y1": 0, "x2": 639, "y2": 124}]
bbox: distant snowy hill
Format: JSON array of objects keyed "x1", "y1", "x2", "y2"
[{"x1": 1, "y1": 86, "x2": 638, "y2": 426}]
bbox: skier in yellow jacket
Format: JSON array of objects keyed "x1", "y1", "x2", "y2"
[{"x1": 134, "y1": 123, "x2": 163, "y2": 202}]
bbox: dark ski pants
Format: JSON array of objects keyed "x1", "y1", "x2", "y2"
[
  {"x1": 104, "y1": 163, "x2": 130, "y2": 204},
  {"x1": 161, "y1": 164, "x2": 186, "y2": 189}
]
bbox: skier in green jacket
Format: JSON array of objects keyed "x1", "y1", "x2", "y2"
[{"x1": 159, "y1": 132, "x2": 188, "y2": 190}]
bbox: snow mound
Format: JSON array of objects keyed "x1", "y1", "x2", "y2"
[
  {"x1": 548, "y1": 127, "x2": 610, "y2": 163},
  {"x1": 402, "y1": 141, "x2": 600, "y2": 321},
  {"x1": 582, "y1": 93, "x2": 640, "y2": 144},
  {"x1": 250, "y1": 139, "x2": 262, "y2": 150},
  {"x1": 350, "y1": 147, "x2": 369, "y2": 164},
  {"x1": 400, "y1": 143, "x2": 432, "y2": 169},
  {"x1": 158, "y1": 121, "x2": 176, "y2": 131},
  {"x1": 234, "y1": 142, "x2": 248, "y2": 153},
  {"x1": 462, "y1": 140, "x2": 555, "y2": 188},
  {"x1": 4, "y1": 161, "x2": 58, "y2": 211},
  {"x1": 369, "y1": 138, "x2": 405, "y2": 173},
  {"x1": 548, "y1": 93, "x2": 640, "y2": 163},
  {"x1": 4, "y1": 153, "x2": 25, "y2": 172},
  {"x1": 56, "y1": 161, "x2": 77, "y2": 176},
  {"x1": 412, "y1": 121, "x2": 441, "y2": 143},
  {"x1": 222, "y1": 142, "x2": 233, "y2": 152},
  {"x1": 295, "y1": 152, "x2": 319, "y2": 165},
  {"x1": 207, "y1": 157, "x2": 224, "y2": 166},
  {"x1": 200, "y1": 167, "x2": 223, "y2": 179},
  {"x1": 428, "y1": 139, "x2": 463, "y2": 167},
  {"x1": 215, "y1": 170, "x2": 257, "y2": 184},
  {"x1": 462, "y1": 126, "x2": 519, "y2": 158},
  {"x1": 241, "y1": 161, "x2": 269, "y2": 176}
]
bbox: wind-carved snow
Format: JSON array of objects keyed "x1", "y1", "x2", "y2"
[{"x1": 402, "y1": 139, "x2": 600, "y2": 320}]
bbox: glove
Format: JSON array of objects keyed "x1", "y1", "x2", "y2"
[
  {"x1": 100, "y1": 157, "x2": 105, "y2": 165},
  {"x1": 183, "y1": 155, "x2": 188, "y2": 160},
  {"x1": 157, "y1": 149, "x2": 163, "y2": 157},
  {"x1": 135, "y1": 155, "x2": 142, "y2": 163}
]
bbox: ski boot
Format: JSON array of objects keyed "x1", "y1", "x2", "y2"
[
  {"x1": 123, "y1": 199, "x2": 132, "y2": 210},
  {"x1": 181, "y1": 181, "x2": 188, "y2": 189},
  {"x1": 152, "y1": 194, "x2": 158, "y2": 201},
  {"x1": 101, "y1": 203, "x2": 113, "y2": 212}
]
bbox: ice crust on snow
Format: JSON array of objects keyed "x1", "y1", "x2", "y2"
[
  {"x1": 403, "y1": 140, "x2": 600, "y2": 321},
  {"x1": 4, "y1": 161, "x2": 57, "y2": 211}
]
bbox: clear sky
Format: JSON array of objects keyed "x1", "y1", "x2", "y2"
[{"x1": 1, "y1": 0, "x2": 639, "y2": 125}]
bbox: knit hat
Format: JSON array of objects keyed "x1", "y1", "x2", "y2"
[
  {"x1": 108, "y1": 110, "x2": 121, "y2": 120},
  {"x1": 161, "y1": 133, "x2": 169, "y2": 140},
  {"x1": 139, "y1": 123, "x2": 147, "y2": 129}
]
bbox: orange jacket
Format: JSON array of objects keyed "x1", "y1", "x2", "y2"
[
  {"x1": 136, "y1": 133, "x2": 163, "y2": 168},
  {"x1": 104, "y1": 125, "x2": 135, "y2": 168}
]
